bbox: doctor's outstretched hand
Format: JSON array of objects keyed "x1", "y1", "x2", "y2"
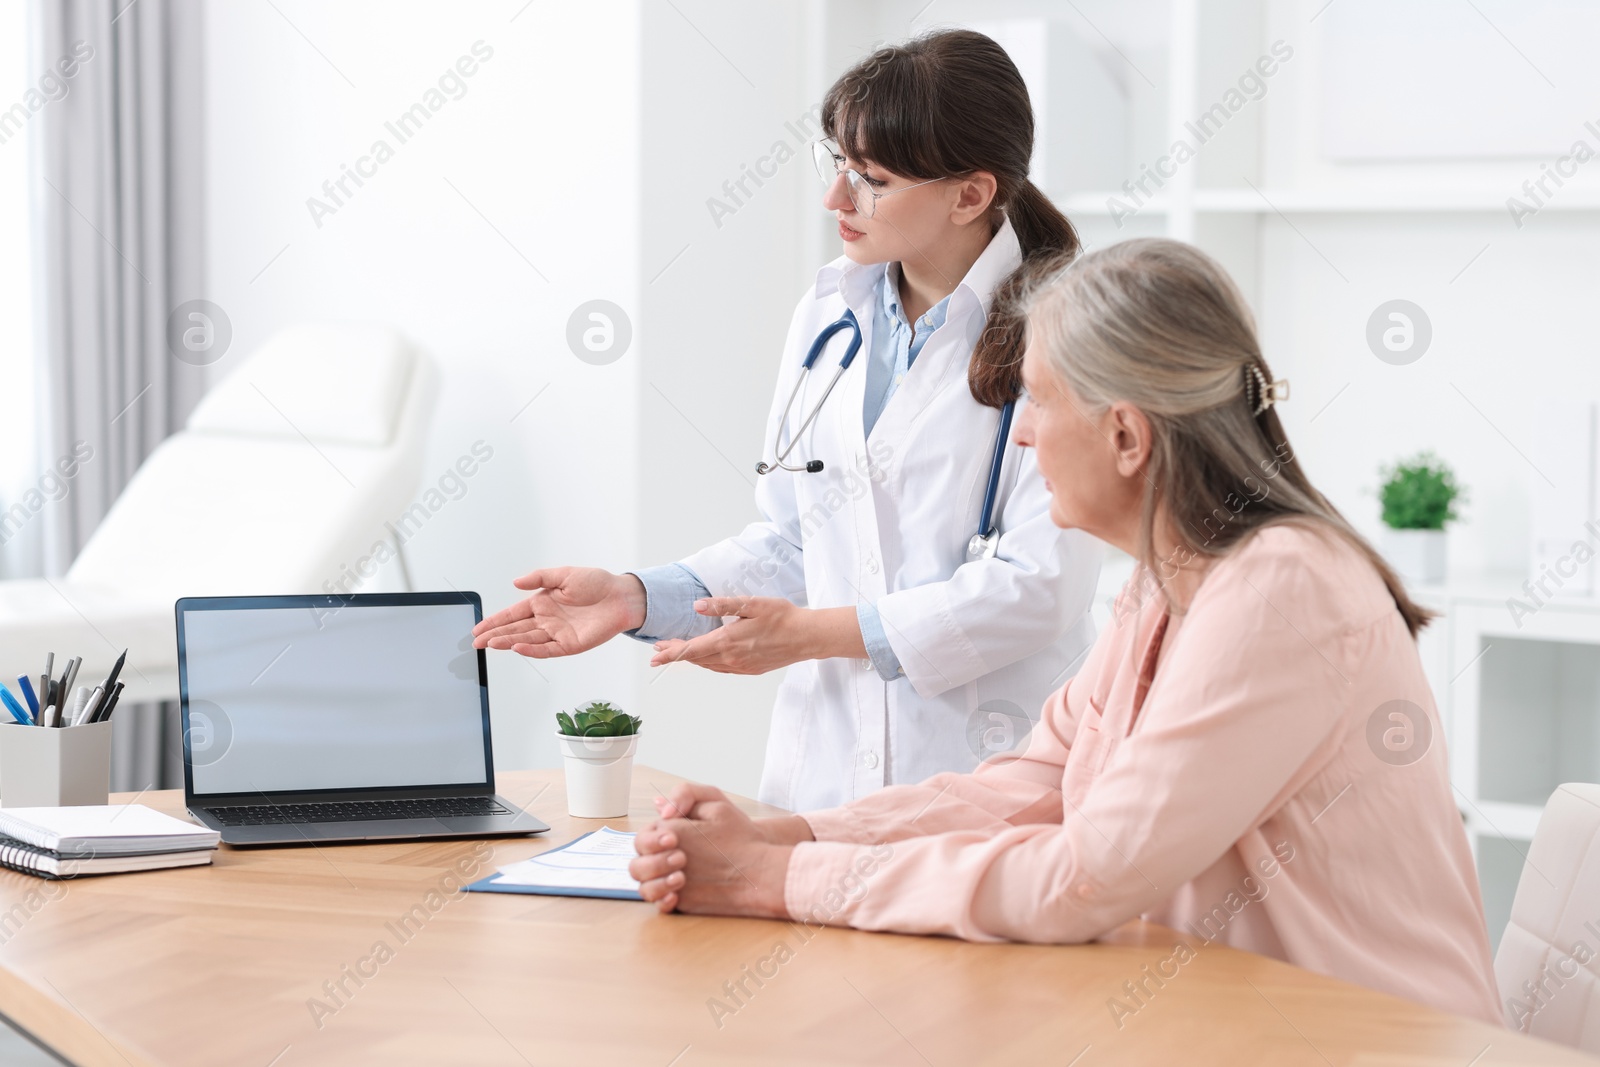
[
  {"x1": 471, "y1": 567, "x2": 645, "y2": 658},
  {"x1": 649, "y1": 597, "x2": 867, "y2": 675}
]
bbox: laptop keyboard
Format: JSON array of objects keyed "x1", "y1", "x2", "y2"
[{"x1": 207, "y1": 796, "x2": 512, "y2": 826}]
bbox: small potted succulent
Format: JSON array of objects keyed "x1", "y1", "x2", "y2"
[
  {"x1": 1378, "y1": 451, "x2": 1464, "y2": 585},
  {"x1": 556, "y1": 700, "x2": 642, "y2": 819}
]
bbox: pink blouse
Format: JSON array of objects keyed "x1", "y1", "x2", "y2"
[{"x1": 785, "y1": 523, "x2": 1502, "y2": 1026}]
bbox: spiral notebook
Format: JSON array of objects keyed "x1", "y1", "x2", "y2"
[
  {"x1": 464, "y1": 827, "x2": 644, "y2": 900},
  {"x1": 0, "y1": 836, "x2": 213, "y2": 879},
  {"x1": 0, "y1": 805, "x2": 219, "y2": 878}
]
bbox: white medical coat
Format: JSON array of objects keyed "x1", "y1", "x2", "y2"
[{"x1": 679, "y1": 217, "x2": 1101, "y2": 811}]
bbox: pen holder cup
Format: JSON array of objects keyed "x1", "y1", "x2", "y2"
[{"x1": 0, "y1": 720, "x2": 113, "y2": 807}]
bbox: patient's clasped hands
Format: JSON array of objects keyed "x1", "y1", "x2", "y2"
[{"x1": 628, "y1": 783, "x2": 811, "y2": 917}]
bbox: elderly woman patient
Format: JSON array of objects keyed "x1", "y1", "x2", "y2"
[{"x1": 629, "y1": 238, "x2": 1501, "y2": 1025}]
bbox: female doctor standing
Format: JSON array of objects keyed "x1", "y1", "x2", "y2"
[{"x1": 473, "y1": 29, "x2": 1101, "y2": 812}]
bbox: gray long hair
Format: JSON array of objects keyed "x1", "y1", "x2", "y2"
[{"x1": 1021, "y1": 237, "x2": 1432, "y2": 637}]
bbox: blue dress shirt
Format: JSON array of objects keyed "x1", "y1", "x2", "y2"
[{"x1": 628, "y1": 264, "x2": 952, "y2": 681}]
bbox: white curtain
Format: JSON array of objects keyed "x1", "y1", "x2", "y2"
[
  {"x1": 32, "y1": 0, "x2": 206, "y2": 790},
  {"x1": 0, "y1": 5, "x2": 38, "y2": 582}
]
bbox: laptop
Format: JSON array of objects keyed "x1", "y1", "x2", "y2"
[{"x1": 175, "y1": 591, "x2": 549, "y2": 846}]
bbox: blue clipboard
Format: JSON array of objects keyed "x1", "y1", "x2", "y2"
[{"x1": 464, "y1": 829, "x2": 645, "y2": 901}]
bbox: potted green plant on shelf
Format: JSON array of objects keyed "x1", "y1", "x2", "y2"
[
  {"x1": 1378, "y1": 451, "x2": 1464, "y2": 586},
  {"x1": 556, "y1": 701, "x2": 642, "y2": 819}
]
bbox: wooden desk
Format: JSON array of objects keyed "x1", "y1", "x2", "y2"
[{"x1": 0, "y1": 767, "x2": 1587, "y2": 1066}]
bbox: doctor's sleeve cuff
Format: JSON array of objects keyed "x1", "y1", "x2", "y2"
[
  {"x1": 856, "y1": 603, "x2": 905, "y2": 681},
  {"x1": 624, "y1": 564, "x2": 720, "y2": 643}
]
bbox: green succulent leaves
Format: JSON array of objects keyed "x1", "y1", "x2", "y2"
[
  {"x1": 556, "y1": 700, "x2": 642, "y2": 737},
  {"x1": 1379, "y1": 451, "x2": 1464, "y2": 531}
]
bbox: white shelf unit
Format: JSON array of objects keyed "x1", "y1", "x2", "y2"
[
  {"x1": 1034, "y1": 0, "x2": 1600, "y2": 321},
  {"x1": 1442, "y1": 589, "x2": 1600, "y2": 952}
]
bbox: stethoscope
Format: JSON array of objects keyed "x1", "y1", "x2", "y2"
[{"x1": 755, "y1": 310, "x2": 1016, "y2": 560}]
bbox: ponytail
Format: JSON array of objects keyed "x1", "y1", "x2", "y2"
[{"x1": 968, "y1": 180, "x2": 1081, "y2": 408}]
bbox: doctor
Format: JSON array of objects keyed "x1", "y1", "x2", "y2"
[{"x1": 473, "y1": 29, "x2": 1101, "y2": 811}]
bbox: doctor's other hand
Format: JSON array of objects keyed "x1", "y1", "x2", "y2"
[
  {"x1": 472, "y1": 567, "x2": 646, "y2": 658},
  {"x1": 630, "y1": 783, "x2": 801, "y2": 917},
  {"x1": 649, "y1": 598, "x2": 866, "y2": 676}
]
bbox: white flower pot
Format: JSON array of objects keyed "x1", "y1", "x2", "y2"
[
  {"x1": 1382, "y1": 527, "x2": 1447, "y2": 586},
  {"x1": 557, "y1": 731, "x2": 639, "y2": 819}
]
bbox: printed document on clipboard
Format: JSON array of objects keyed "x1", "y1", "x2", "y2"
[{"x1": 464, "y1": 826, "x2": 644, "y2": 901}]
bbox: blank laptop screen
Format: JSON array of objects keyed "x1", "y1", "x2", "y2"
[{"x1": 180, "y1": 599, "x2": 488, "y2": 796}]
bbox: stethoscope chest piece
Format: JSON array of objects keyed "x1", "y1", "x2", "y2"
[{"x1": 964, "y1": 399, "x2": 1016, "y2": 562}]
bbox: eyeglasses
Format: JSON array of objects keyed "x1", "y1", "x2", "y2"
[{"x1": 811, "y1": 140, "x2": 947, "y2": 219}]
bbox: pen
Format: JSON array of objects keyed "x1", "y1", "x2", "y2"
[
  {"x1": 93, "y1": 682, "x2": 124, "y2": 724},
  {"x1": 41, "y1": 704, "x2": 59, "y2": 728},
  {"x1": 99, "y1": 649, "x2": 126, "y2": 702},
  {"x1": 57, "y1": 657, "x2": 80, "y2": 711},
  {"x1": 41, "y1": 653, "x2": 53, "y2": 711},
  {"x1": 0, "y1": 683, "x2": 30, "y2": 725},
  {"x1": 16, "y1": 676, "x2": 38, "y2": 717},
  {"x1": 75, "y1": 686, "x2": 104, "y2": 726},
  {"x1": 87, "y1": 683, "x2": 106, "y2": 723}
]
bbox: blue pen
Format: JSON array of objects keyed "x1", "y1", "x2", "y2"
[
  {"x1": 0, "y1": 683, "x2": 30, "y2": 725},
  {"x1": 15, "y1": 675, "x2": 38, "y2": 717}
]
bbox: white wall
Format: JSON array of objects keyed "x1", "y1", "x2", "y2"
[
  {"x1": 634, "y1": 1, "x2": 813, "y2": 796},
  {"x1": 204, "y1": 0, "x2": 815, "y2": 795},
  {"x1": 204, "y1": 0, "x2": 645, "y2": 778}
]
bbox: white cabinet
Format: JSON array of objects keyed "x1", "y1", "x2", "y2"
[{"x1": 1442, "y1": 589, "x2": 1600, "y2": 950}]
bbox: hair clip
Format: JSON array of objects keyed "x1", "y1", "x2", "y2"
[{"x1": 1245, "y1": 363, "x2": 1289, "y2": 415}]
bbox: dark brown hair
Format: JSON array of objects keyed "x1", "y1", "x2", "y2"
[{"x1": 821, "y1": 29, "x2": 1079, "y2": 408}]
